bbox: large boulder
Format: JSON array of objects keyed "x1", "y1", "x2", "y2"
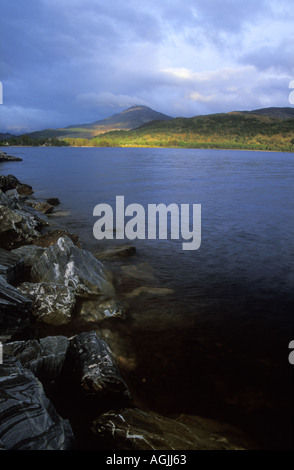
[
  {"x1": 0, "y1": 205, "x2": 42, "y2": 249},
  {"x1": 0, "y1": 356, "x2": 74, "y2": 450},
  {"x1": 3, "y1": 336, "x2": 69, "y2": 395},
  {"x1": 92, "y1": 408, "x2": 255, "y2": 450},
  {"x1": 0, "y1": 247, "x2": 24, "y2": 283},
  {"x1": 0, "y1": 275, "x2": 31, "y2": 340},
  {"x1": 11, "y1": 245, "x2": 46, "y2": 268},
  {"x1": 0, "y1": 174, "x2": 33, "y2": 195},
  {"x1": 31, "y1": 236, "x2": 114, "y2": 298},
  {"x1": 18, "y1": 281, "x2": 76, "y2": 326},
  {"x1": 63, "y1": 331, "x2": 131, "y2": 404}
]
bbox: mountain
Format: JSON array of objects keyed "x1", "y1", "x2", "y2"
[{"x1": 25, "y1": 106, "x2": 173, "y2": 140}]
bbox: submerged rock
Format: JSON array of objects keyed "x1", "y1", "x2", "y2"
[
  {"x1": 64, "y1": 331, "x2": 131, "y2": 402},
  {"x1": 46, "y1": 198, "x2": 60, "y2": 206},
  {"x1": 92, "y1": 408, "x2": 255, "y2": 450},
  {"x1": 79, "y1": 298, "x2": 126, "y2": 323},
  {"x1": 94, "y1": 245, "x2": 136, "y2": 260},
  {"x1": 31, "y1": 236, "x2": 114, "y2": 298},
  {"x1": 0, "y1": 356, "x2": 74, "y2": 450},
  {"x1": 125, "y1": 286, "x2": 174, "y2": 299},
  {"x1": 18, "y1": 281, "x2": 76, "y2": 325}
]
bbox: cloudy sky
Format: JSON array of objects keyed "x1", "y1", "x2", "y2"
[{"x1": 0, "y1": 0, "x2": 293, "y2": 133}]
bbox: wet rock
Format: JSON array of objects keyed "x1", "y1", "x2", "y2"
[
  {"x1": 18, "y1": 281, "x2": 76, "y2": 326},
  {"x1": 0, "y1": 275, "x2": 31, "y2": 340},
  {"x1": 79, "y1": 298, "x2": 126, "y2": 323},
  {"x1": 33, "y1": 229, "x2": 82, "y2": 248},
  {"x1": 0, "y1": 205, "x2": 41, "y2": 249},
  {"x1": 3, "y1": 336, "x2": 69, "y2": 392},
  {"x1": 27, "y1": 201, "x2": 54, "y2": 214},
  {"x1": 92, "y1": 408, "x2": 255, "y2": 450},
  {"x1": 0, "y1": 356, "x2": 74, "y2": 450},
  {"x1": 0, "y1": 151, "x2": 22, "y2": 162},
  {"x1": 94, "y1": 245, "x2": 136, "y2": 260},
  {"x1": 64, "y1": 331, "x2": 131, "y2": 402},
  {"x1": 0, "y1": 174, "x2": 20, "y2": 192},
  {"x1": 0, "y1": 174, "x2": 33, "y2": 195},
  {"x1": 31, "y1": 236, "x2": 114, "y2": 298},
  {"x1": 11, "y1": 245, "x2": 45, "y2": 268},
  {"x1": 46, "y1": 198, "x2": 60, "y2": 206},
  {"x1": 0, "y1": 247, "x2": 24, "y2": 283}
]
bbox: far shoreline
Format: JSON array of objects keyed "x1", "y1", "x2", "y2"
[{"x1": 1, "y1": 144, "x2": 294, "y2": 154}]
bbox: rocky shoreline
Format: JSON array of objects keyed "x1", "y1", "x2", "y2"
[{"x1": 0, "y1": 161, "x2": 256, "y2": 450}]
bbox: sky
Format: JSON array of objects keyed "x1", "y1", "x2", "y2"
[{"x1": 0, "y1": 0, "x2": 293, "y2": 133}]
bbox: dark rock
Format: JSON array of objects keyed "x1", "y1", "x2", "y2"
[
  {"x1": 31, "y1": 236, "x2": 115, "y2": 298},
  {"x1": 92, "y1": 408, "x2": 255, "y2": 450},
  {"x1": 3, "y1": 336, "x2": 69, "y2": 392},
  {"x1": 0, "y1": 174, "x2": 32, "y2": 195},
  {"x1": 0, "y1": 275, "x2": 31, "y2": 340},
  {"x1": 0, "y1": 356, "x2": 74, "y2": 450},
  {"x1": 46, "y1": 198, "x2": 60, "y2": 206},
  {"x1": 0, "y1": 151, "x2": 22, "y2": 162},
  {"x1": 11, "y1": 245, "x2": 45, "y2": 268},
  {"x1": 0, "y1": 247, "x2": 24, "y2": 283},
  {"x1": 33, "y1": 229, "x2": 82, "y2": 248},
  {"x1": 94, "y1": 245, "x2": 136, "y2": 260},
  {"x1": 18, "y1": 281, "x2": 76, "y2": 325},
  {"x1": 64, "y1": 331, "x2": 131, "y2": 402},
  {"x1": 0, "y1": 174, "x2": 20, "y2": 192},
  {"x1": 0, "y1": 205, "x2": 42, "y2": 249}
]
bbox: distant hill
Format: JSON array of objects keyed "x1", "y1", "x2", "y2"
[
  {"x1": 237, "y1": 107, "x2": 294, "y2": 120},
  {"x1": 25, "y1": 106, "x2": 173, "y2": 140},
  {"x1": 90, "y1": 109, "x2": 294, "y2": 152},
  {"x1": 0, "y1": 132, "x2": 15, "y2": 140}
]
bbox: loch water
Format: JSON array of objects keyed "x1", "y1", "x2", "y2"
[{"x1": 1, "y1": 146, "x2": 293, "y2": 449}]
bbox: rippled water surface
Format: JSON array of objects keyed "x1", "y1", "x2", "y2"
[{"x1": 1, "y1": 146, "x2": 293, "y2": 448}]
